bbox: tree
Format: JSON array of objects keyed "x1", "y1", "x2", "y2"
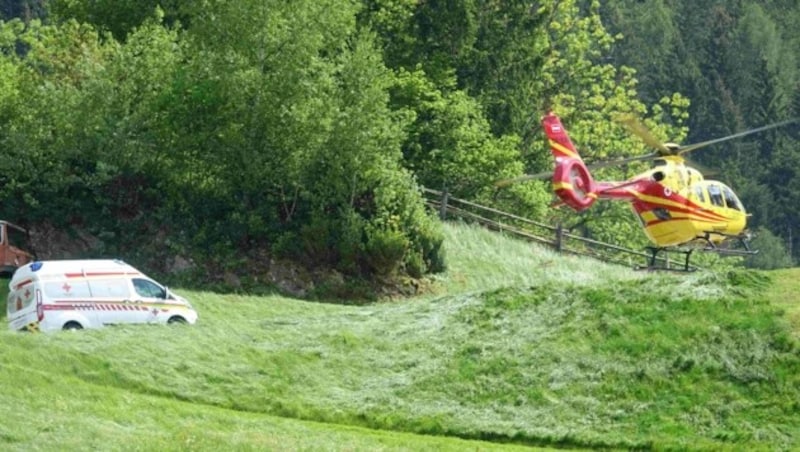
[
  {"x1": 0, "y1": 19, "x2": 119, "y2": 226},
  {"x1": 49, "y1": 0, "x2": 187, "y2": 40},
  {"x1": 458, "y1": 1, "x2": 552, "y2": 137},
  {"x1": 0, "y1": 0, "x2": 45, "y2": 21},
  {"x1": 165, "y1": 0, "x2": 445, "y2": 278}
]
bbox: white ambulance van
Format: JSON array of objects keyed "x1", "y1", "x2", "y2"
[{"x1": 6, "y1": 259, "x2": 198, "y2": 332}]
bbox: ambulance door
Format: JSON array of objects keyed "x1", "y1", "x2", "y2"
[
  {"x1": 131, "y1": 277, "x2": 169, "y2": 323},
  {"x1": 88, "y1": 278, "x2": 146, "y2": 325}
]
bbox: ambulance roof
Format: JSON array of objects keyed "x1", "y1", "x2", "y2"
[{"x1": 10, "y1": 259, "x2": 143, "y2": 284}]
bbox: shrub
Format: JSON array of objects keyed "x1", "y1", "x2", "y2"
[{"x1": 744, "y1": 227, "x2": 793, "y2": 270}]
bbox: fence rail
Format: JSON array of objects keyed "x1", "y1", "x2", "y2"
[{"x1": 423, "y1": 187, "x2": 698, "y2": 271}]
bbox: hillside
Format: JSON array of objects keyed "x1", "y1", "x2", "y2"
[{"x1": 2, "y1": 222, "x2": 799, "y2": 450}]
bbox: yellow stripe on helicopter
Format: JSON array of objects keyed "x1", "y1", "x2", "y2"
[
  {"x1": 639, "y1": 209, "x2": 729, "y2": 225},
  {"x1": 622, "y1": 188, "x2": 729, "y2": 221},
  {"x1": 548, "y1": 140, "x2": 580, "y2": 160},
  {"x1": 553, "y1": 181, "x2": 598, "y2": 198}
]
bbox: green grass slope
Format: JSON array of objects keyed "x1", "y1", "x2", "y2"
[{"x1": 2, "y1": 221, "x2": 799, "y2": 450}]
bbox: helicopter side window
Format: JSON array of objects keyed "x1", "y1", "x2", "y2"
[
  {"x1": 722, "y1": 186, "x2": 742, "y2": 211},
  {"x1": 707, "y1": 185, "x2": 725, "y2": 207},
  {"x1": 693, "y1": 186, "x2": 706, "y2": 203}
]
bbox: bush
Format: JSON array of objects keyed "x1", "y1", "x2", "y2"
[
  {"x1": 744, "y1": 227, "x2": 794, "y2": 270},
  {"x1": 364, "y1": 224, "x2": 408, "y2": 277}
]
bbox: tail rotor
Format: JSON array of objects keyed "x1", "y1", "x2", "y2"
[{"x1": 542, "y1": 112, "x2": 597, "y2": 211}]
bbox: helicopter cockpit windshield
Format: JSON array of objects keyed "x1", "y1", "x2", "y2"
[
  {"x1": 697, "y1": 181, "x2": 743, "y2": 211},
  {"x1": 721, "y1": 184, "x2": 743, "y2": 211}
]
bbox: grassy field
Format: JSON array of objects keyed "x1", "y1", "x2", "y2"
[{"x1": 2, "y1": 222, "x2": 799, "y2": 450}]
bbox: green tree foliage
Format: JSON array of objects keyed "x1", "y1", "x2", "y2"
[
  {"x1": 50, "y1": 0, "x2": 186, "y2": 40},
  {"x1": 408, "y1": 0, "x2": 478, "y2": 86},
  {"x1": 361, "y1": 1, "x2": 554, "y2": 219},
  {"x1": 456, "y1": 1, "x2": 552, "y2": 139},
  {"x1": 390, "y1": 68, "x2": 549, "y2": 216},
  {"x1": 0, "y1": 19, "x2": 119, "y2": 226},
  {"x1": 601, "y1": 0, "x2": 683, "y2": 107},
  {"x1": 365, "y1": 1, "x2": 548, "y2": 141},
  {"x1": 0, "y1": 15, "x2": 188, "y2": 257},
  {"x1": 745, "y1": 227, "x2": 794, "y2": 270},
  {"x1": 0, "y1": 0, "x2": 44, "y2": 21},
  {"x1": 167, "y1": 0, "x2": 444, "y2": 279}
]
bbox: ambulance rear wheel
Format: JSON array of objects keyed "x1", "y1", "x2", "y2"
[{"x1": 63, "y1": 321, "x2": 83, "y2": 331}]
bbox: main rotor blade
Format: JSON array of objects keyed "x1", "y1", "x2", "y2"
[
  {"x1": 495, "y1": 152, "x2": 660, "y2": 187},
  {"x1": 682, "y1": 156, "x2": 717, "y2": 177},
  {"x1": 617, "y1": 115, "x2": 670, "y2": 153},
  {"x1": 678, "y1": 118, "x2": 800, "y2": 154},
  {"x1": 585, "y1": 152, "x2": 661, "y2": 170},
  {"x1": 495, "y1": 172, "x2": 551, "y2": 187}
]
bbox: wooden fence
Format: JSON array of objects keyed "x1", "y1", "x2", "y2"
[{"x1": 423, "y1": 188, "x2": 698, "y2": 271}]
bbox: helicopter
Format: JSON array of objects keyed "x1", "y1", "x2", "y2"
[{"x1": 499, "y1": 111, "x2": 798, "y2": 270}]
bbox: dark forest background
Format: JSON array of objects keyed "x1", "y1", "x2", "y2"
[{"x1": 0, "y1": 0, "x2": 798, "y2": 292}]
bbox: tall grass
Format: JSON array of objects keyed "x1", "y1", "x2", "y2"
[{"x1": 2, "y1": 222, "x2": 798, "y2": 450}]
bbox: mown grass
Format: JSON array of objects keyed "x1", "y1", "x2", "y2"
[
  {"x1": 2, "y1": 221, "x2": 799, "y2": 450},
  {"x1": 761, "y1": 268, "x2": 800, "y2": 341}
]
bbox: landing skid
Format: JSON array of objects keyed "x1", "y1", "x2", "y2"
[
  {"x1": 699, "y1": 231, "x2": 759, "y2": 256},
  {"x1": 638, "y1": 232, "x2": 757, "y2": 272},
  {"x1": 640, "y1": 247, "x2": 697, "y2": 272}
]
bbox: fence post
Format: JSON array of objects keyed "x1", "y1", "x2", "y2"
[
  {"x1": 439, "y1": 190, "x2": 449, "y2": 220},
  {"x1": 555, "y1": 223, "x2": 563, "y2": 253}
]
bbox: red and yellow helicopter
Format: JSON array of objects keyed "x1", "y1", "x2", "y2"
[{"x1": 501, "y1": 112, "x2": 798, "y2": 269}]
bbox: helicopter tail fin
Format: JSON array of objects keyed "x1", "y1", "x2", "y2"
[{"x1": 541, "y1": 112, "x2": 597, "y2": 211}]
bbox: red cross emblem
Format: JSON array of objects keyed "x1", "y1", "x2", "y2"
[{"x1": 62, "y1": 282, "x2": 72, "y2": 293}]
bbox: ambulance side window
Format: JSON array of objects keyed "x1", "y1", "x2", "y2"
[
  {"x1": 133, "y1": 278, "x2": 166, "y2": 299},
  {"x1": 88, "y1": 279, "x2": 131, "y2": 298},
  {"x1": 45, "y1": 281, "x2": 92, "y2": 299}
]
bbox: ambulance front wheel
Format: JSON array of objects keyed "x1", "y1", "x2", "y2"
[
  {"x1": 168, "y1": 316, "x2": 187, "y2": 325},
  {"x1": 63, "y1": 321, "x2": 83, "y2": 331}
]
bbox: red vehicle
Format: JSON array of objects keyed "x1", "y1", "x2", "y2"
[{"x1": 0, "y1": 221, "x2": 34, "y2": 277}]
